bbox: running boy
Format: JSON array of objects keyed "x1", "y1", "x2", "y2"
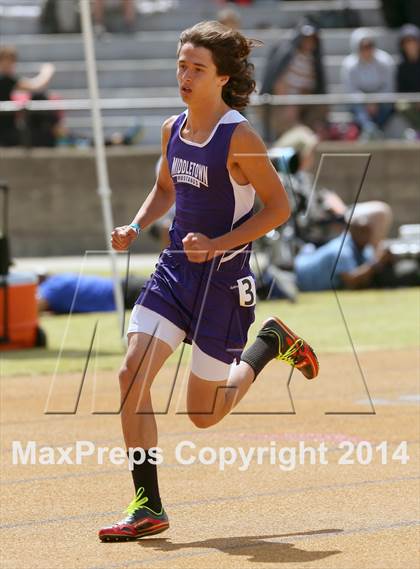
[{"x1": 99, "y1": 20, "x2": 319, "y2": 541}]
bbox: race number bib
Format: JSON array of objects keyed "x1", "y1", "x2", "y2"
[{"x1": 237, "y1": 276, "x2": 256, "y2": 307}]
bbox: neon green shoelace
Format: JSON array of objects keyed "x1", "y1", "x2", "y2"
[
  {"x1": 277, "y1": 338, "x2": 304, "y2": 367},
  {"x1": 125, "y1": 486, "x2": 149, "y2": 515},
  {"x1": 266, "y1": 327, "x2": 304, "y2": 367}
]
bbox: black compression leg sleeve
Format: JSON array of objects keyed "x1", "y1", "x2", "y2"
[{"x1": 241, "y1": 334, "x2": 279, "y2": 381}]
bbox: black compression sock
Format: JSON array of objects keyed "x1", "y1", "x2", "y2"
[
  {"x1": 128, "y1": 449, "x2": 162, "y2": 512},
  {"x1": 241, "y1": 333, "x2": 279, "y2": 381}
]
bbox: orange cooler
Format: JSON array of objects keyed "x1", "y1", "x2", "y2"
[{"x1": 0, "y1": 272, "x2": 38, "y2": 350}]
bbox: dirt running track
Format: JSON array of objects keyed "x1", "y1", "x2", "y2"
[{"x1": 1, "y1": 348, "x2": 419, "y2": 569}]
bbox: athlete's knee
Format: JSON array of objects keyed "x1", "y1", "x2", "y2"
[
  {"x1": 118, "y1": 364, "x2": 133, "y2": 387},
  {"x1": 118, "y1": 364, "x2": 147, "y2": 394},
  {"x1": 187, "y1": 411, "x2": 217, "y2": 429}
]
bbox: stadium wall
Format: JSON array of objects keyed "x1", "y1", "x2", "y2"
[{"x1": 1, "y1": 142, "x2": 419, "y2": 257}]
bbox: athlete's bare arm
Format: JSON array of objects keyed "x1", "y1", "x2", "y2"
[
  {"x1": 131, "y1": 116, "x2": 176, "y2": 229},
  {"x1": 183, "y1": 122, "x2": 291, "y2": 262},
  {"x1": 112, "y1": 116, "x2": 176, "y2": 251}
]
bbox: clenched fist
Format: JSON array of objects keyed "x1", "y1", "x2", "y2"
[
  {"x1": 182, "y1": 232, "x2": 217, "y2": 263},
  {"x1": 111, "y1": 225, "x2": 138, "y2": 251}
]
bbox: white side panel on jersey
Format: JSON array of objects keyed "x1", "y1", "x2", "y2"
[
  {"x1": 230, "y1": 174, "x2": 255, "y2": 226},
  {"x1": 218, "y1": 174, "x2": 255, "y2": 267}
]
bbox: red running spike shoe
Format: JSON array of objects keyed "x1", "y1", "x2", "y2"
[
  {"x1": 259, "y1": 317, "x2": 319, "y2": 379},
  {"x1": 99, "y1": 487, "x2": 169, "y2": 542}
]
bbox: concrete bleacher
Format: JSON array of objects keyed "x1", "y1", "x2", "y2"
[
  {"x1": 0, "y1": 0, "x2": 385, "y2": 35},
  {"x1": 16, "y1": 52, "x2": 400, "y2": 90},
  {"x1": 4, "y1": 26, "x2": 398, "y2": 61},
  {"x1": 0, "y1": 0, "x2": 393, "y2": 144}
]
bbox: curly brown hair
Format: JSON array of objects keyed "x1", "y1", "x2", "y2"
[{"x1": 177, "y1": 21, "x2": 261, "y2": 111}]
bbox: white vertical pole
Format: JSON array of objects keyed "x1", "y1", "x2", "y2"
[{"x1": 79, "y1": 0, "x2": 126, "y2": 337}]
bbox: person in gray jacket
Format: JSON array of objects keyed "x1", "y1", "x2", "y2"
[{"x1": 341, "y1": 28, "x2": 395, "y2": 138}]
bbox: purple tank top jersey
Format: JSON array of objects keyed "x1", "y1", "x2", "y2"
[
  {"x1": 166, "y1": 109, "x2": 256, "y2": 273},
  {"x1": 134, "y1": 109, "x2": 257, "y2": 362}
]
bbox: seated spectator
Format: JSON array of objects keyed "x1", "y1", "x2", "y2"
[
  {"x1": 341, "y1": 29, "x2": 395, "y2": 139},
  {"x1": 396, "y1": 24, "x2": 420, "y2": 135},
  {"x1": 37, "y1": 273, "x2": 145, "y2": 314},
  {"x1": 93, "y1": 0, "x2": 136, "y2": 35},
  {"x1": 26, "y1": 92, "x2": 62, "y2": 147},
  {"x1": 260, "y1": 20, "x2": 327, "y2": 139},
  {"x1": 0, "y1": 46, "x2": 55, "y2": 147},
  {"x1": 39, "y1": 0, "x2": 80, "y2": 34}
]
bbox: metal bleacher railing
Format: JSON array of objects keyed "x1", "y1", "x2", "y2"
[{"x1": 1, "y1": 92, "x2": 420, "y2": 144}]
